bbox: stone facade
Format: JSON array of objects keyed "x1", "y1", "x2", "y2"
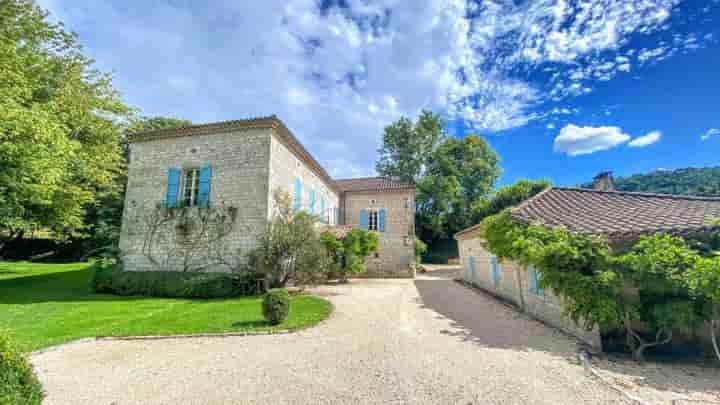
[
  {"x1": 455, "y1": 231, "x2": 602, "y2": 350},
  {"x1": 343, "y1": 189, "x2": 416, "y2": 277},
  {"x1": 119, "y1": 117, "x2": 416, "y2": 278}
]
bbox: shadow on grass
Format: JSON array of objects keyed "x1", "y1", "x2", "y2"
[{"x1": 231, "y1": 320, "x2": 269, "y2": 328}]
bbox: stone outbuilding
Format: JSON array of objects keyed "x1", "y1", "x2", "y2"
[
  {"x1": 456, "y1": 173, "x2": 720, "y2": 351},
  {"x1": 119, "y1": 115, "x2": 416, "y2": 277}
]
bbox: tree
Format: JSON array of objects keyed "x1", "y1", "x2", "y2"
[
  {"x1": 417, "y1": 135, "x2": 500, "y2": 238},
  {"x1": 321, "y1": 229, "x2": 379, "y2": 282},
  {"x1": 474, "y1": 179, "x2": 551, "y2": 222},
  {"x1": 376, "y1": 110, "x2": 446, "y2": 183},
  {"x1": 686, "y1": 255, "x2": 720, "y2": 361},
  {"x1": 248, "y1": 190, "x2": 332, "y2": 288},
  {"x1": 0, "y1": 0, "x2": 130, "y2": 254},
  {"x1": 126, "y1": 116, "x2": 193, "y2": 134}
]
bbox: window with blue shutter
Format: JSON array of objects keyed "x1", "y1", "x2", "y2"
[
  {"x1": 528, "y1": 265, "x2": 545, "y2": 297},
  {"x1": 468, "y1": 256, "x2": 476, "y2": 281},
  {"x1": 197, "y1": 165, "x2": 212, "y2": 208},
  {"x1": 490, "y1": 255, "x2": 501, "y2": 288},
  {"x1": 359, "y1": 209, "x2": 369, "y2": 230},
  {"x1": 378, "y1": 208, "x2": 386, "y2": 232},
  {"x1": 293, "y1": 177, "x2": 302, "y2": 212},
  {"x1": 309, "y1": 189, "x2": 316, "y2": 214},
  {"x1": 320, "y1": 196, "x2": 326, "y2": 223},
  {"x1": 165, "y1": 167, "x2": 181, "y2": 208}
]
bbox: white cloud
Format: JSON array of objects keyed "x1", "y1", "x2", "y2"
[
  {"x1": 701, "y1": 128, "x2": 720, "y2": 140},
  {"x1": 628, "y1": 130, "x2": 662, "y2": 147},
  {"x1": 554, "y1": 124, "x2": 631, "y2": 156}
]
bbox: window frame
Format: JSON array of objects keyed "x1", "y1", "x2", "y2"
[
  {"x1": 180, "y1": 167, "x2": 201, "y2": 207},
  {"x1": 367, "y1": 208, "x2": 379, "y2": 231}
]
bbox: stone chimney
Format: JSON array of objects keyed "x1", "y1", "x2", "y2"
[{"x1": 593, "y1": 171, "x2": 615, "y2": 191}]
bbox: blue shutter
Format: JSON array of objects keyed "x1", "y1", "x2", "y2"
[
  {"x1": 293, "y1": 177, "x2": 302, "y2": 212},
  {"x1": 528, "y1": 265, "x2": 537, "y2": 295},
  {"x1": 491, "y1": 255, "x2": 500, "y2": 287},
  {"x1": 378, "y1": 208, "x2": 386, "y2": 232},
  {"x1": 309, "y1": 189, "x2": 316, "y2": 214},
  {"x1": 359, "y1": 209, "x2": 369, "y2": 230},
  {"x1": 537, "y1": 268, "x2": 545, "y2": 297},
  {"x1": 320, "y1": 197, "x2": 326, "y2": 223},
  {"x1": 197, "y1": 165, "x2": 212, "y2": 208},
  {"x1": 469, "y1": 256, "x2": 476, "y2": 280},
  {"x1": 165, "y1": 168, "x2": 181, "y2": 208}
]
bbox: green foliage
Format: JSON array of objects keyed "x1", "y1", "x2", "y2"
[
  {"x1": 262, "y1": 289, "x2": 291, "y2": 325},
  {"x1": 583, "y1": 167, "x2": 720, "y2": 196},
  {"x1": 320, "y1": 229, "x2": 379, "y2": 280},
  {"x1": 92, "y1": 261, "x2": 237, "y2": 298},
  {"x1": 479, "y1": 213, "x2": 717, "y2": 360},
  {"x1": 248, "y1": 190, "x2": 331, "y2": 288},
  {"x1": 126, "y1": 116, "x2": 193, "y2": 133},
  {"x1": 376, "y1": 110, "x2": 446, "y2": 184},
  {"x1": 0, "y1": 331, "x2": 42, "y2": 405},
  {"x1": 474, "y1": 179, "x2": 551, "y2": 221},
  {"x1": 414, "y1": 239, "x2": 427, "y2": 265},
  {"x1": 417, "y1": 135, "x2": 501, "y2": 239},
  {"x1": 0, "y1": 0, "x2": 130, "y2": 247}
]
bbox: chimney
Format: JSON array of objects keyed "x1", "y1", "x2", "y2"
[{"x1": 593, "y1": 171, "x2": 615, "y2": 191}]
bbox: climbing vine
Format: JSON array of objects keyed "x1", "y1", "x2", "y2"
[{"x1": 478, "y1": 210, "x2": 718, "y2": 362}]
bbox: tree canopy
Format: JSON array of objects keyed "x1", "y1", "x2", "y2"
[{"x1": 0, "y1": 0, "x2": 130, "y2": 248}]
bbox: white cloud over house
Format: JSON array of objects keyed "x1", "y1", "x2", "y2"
[
  {"x1": 628, "y1": 131, "x2": 662, "y2": 147},
  {"x1": 554, "y1": 125, "x2": 631, "y2": 156},
  {"x1": 701, "y1": 128, "x2": 720, "y2": 141}
]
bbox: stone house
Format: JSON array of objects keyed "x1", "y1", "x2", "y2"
[
  {"x1": 455, "y1": 173, "x2": 720, "y2": 351},
  {"x1": 119, "y1": 115, "x2": 416, "y2": 277}
]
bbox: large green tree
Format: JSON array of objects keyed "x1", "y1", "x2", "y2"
[
  {"x1": 474, "y1": 179, "x2": 551, "y2": 223},
  {"x1": 0, "y1": 0, "x2": 130, "y2": 252},
  {"x1": 416, "y1": 135, "x2": 501, "y2": 239},
  {"x1": 376, "y1": 112, "x2": 501, "y2": 240},
  {"x1": 376, "y1": 110, "x2": 446, "y2": 183}
]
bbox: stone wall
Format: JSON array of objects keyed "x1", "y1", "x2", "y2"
[
  {"x1": 267, "y1": 131, "x2": 339, "y2": 222},
  {"x1": 343, "y1": 189, "x2": 416, "y2": 278},
  {"x1": 457, "y1": 235, "x2": 602, "y2": 350},
  {"x1": 119, "y1": 128, "x2": 272, "y2": 272}
]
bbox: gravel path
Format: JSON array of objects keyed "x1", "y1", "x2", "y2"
[{"x1": 32, "y1": 270, "x2": 628, "y2": 404}]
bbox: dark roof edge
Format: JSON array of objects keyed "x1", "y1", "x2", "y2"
[{"x1": 549, "y1": 186, "x2": 720, "y2": 202}]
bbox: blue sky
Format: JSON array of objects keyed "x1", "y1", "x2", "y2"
[{"x1": 38, "y1": 0, "x2": 720, "y2": 187}]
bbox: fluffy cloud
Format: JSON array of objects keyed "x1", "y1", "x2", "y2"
[
  {"x1": 701, "y1": 128, "x2": 720, "y2": 141},
  {"x1": 34, "y1": 0, "x2": 710, "y2": 176},
  {"x1": 554, "y1": 125, "x2": 631, "y2": 156},
  {"x1": 628, "y1": 130, "x2": 662, "y2": 147}
]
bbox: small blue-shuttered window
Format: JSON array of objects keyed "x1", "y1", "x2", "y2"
[
  {"x1": 165, "y1": 167, "x2": 181, "y2": 208},
  {"x1": 308, "y1": 189, "x2": 316, "y2": 214},
  {"x1": 528, "y1": 265, "x2": 545, "y2": 297},
  {"x1": 359, "y1": 209, "x2": 369, "y2": 230},
  {"x1": 293, "y1": 177, "x2": 302, "y2": 212},
  {"x1": 320, "y1": 196, "x2": 326, "y2": 223},
  {"x1": 490, "y1": 255, "x2": 501, "y2": 288}
]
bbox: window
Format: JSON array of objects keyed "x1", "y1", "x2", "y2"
[
  {"x1": 368, "y1": 209, "x2": 379, "y2": 231},
  {"x1": 404, "y1": 198, "x2": 410, "y2": 209},
  {"x1": 181, "y1": 168, "x2": 201, "y2": 207},
  {"x1": 528, "y1": 265, "x2": 545, "y2": 298},
  {"x1": 490, "y1": 255, "x2": 501, "y2": 288}
]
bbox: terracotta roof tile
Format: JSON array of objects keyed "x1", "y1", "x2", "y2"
[
  {"x1": 334, "y1": 177, "x2": 415, "y2": 193},
  {"x1": 510, "y1": 187, "x2": 720, "y2": 238}
]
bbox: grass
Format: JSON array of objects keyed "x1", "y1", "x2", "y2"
[{"x1": 0, "y1": 262, "x2": 333, "y2": 352}]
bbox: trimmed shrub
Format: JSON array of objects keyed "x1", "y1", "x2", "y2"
[
  {"x1": 262, "y1": 289, "x2": 290, "y2": 325},
  {"x1": 0, "y1": 331, "x2": 43, "y2": 405},
  {"x1": 92, "y1": 263, "x2": 237, "y2": 298}
]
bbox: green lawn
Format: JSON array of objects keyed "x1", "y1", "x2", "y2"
[{"x1": 0, "y1": 262, "x2": 332, "y2": 352}]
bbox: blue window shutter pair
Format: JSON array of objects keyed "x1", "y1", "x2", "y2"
[
  {"x1": 197, "y1": 165, "x2": 213, "y2": 208},
  {"x1": 293, "y1": 177, "x2": 302, "y2": 212},
  {"x1": 309, "y1": 190, "x2": 316, "y2": 214},
  {"x1": 359, "y1": 209, "x2": 369, "y2": 230},
  {"x1": 165, "y1": 168, "x2": 181, "y2": 208},
  {"x1": 378, "y1": 209, "x2": 386, "y2": 232}
]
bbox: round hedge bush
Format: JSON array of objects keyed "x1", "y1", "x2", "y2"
[
  {"x1": 0, "y1": 331, "x2": 43, "y2": 405},
  {"x1": 262, "y1": 289, "x2": 291, "y2": 325}
]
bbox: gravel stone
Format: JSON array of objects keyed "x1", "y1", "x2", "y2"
[{"x1": 31, "y1": 270, "x2": 629, "y2": 404}]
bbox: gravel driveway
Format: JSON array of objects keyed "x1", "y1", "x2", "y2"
[{"x1": 32, "y1": 269, "x2": 628, "y2": 404}]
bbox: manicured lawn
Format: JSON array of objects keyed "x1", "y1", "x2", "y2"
[{"x1": 0, "y1": 262, "x2": 332, "y2": 352}]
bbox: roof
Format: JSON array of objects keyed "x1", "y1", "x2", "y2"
[
  {"x1": 334, "y1": 177, "x2": 415, "y2": 193},
  {"x1": 128, "y1": 115, "x2": 338, "y2": 192},
  {"x1": 509, "y1": 187, "x2": 720, "y2": 238}
]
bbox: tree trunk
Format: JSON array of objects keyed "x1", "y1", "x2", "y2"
[
  {"x1": 631, "y1": 328, "x2": 672, "y2": 363},
  {"x1": 624, "y1": 310, "x2": 637, "y2": 353},
  {"x1": 711, "y1": 319, "x2": 720, "y2": 362}
]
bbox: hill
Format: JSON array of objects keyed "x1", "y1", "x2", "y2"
[{"x1": 589, "y1": 167, "x2": 720, "y2": 196}]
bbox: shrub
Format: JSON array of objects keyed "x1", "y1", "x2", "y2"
[
  {"x1": 320, "y1": 229, "x2": 379, "y2": 282},
  {"x1": 0, "y1": 331, "x2": 43, "y2": 405},
  {"x1": 92, "y1": 263, "x2": 237, "y2": 298},
  {"x1": 262, "y1": 289, "x2": 290, "y2": 325}
]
